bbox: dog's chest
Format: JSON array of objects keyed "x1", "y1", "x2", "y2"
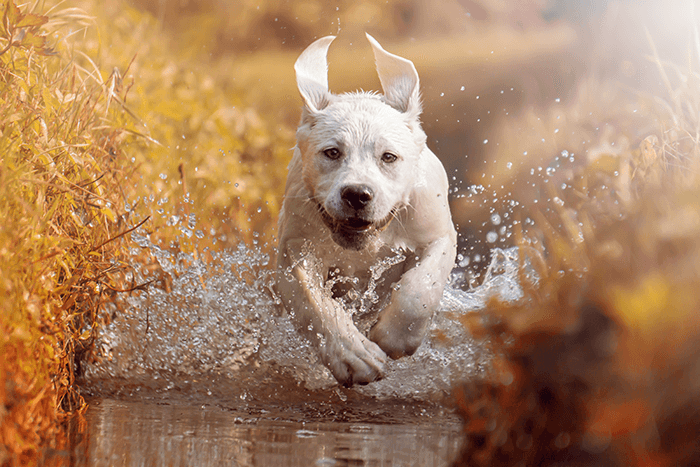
[{"x1": 324, "y1": 244, "x2": 407, "y2": 295}]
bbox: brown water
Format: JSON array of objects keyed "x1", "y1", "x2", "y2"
[
  {"x1": 75, "y1": 234, "x2": 527, "y2": 466},
  {"x1": 69, "y1": 395, "x2": 463, "y2": 466}
]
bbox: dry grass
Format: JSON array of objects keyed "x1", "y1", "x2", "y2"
[
  {"x1": 452, "y1": 30, "x2": 700, "y2": 467},
  {"x1": 0, "y1": 0, "x2": 296, "y2": 464},
  {"x1": 0, "y1": 1, "x2": 134, "y2": 464},
  {"x1": 64, "y1": 0, "x2": 297, "y2": 252}
]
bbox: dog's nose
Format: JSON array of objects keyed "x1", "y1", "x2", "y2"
[{"x1": 341, "y1": 185, "x2": 373, "y2": 211}]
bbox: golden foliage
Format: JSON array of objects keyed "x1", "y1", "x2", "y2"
[
  {"x1": 453, "y1": 46, "x2": 700, "y2": 467},
  {"x1": 129, "y1": 0, "x2": 471, "y2": 55},
  {"x1": 0, "y1": 0, "x2": 136, "y2": 463},
  {"x1": 0, "y1": 0, "x2": 298, "y2": 464},
  {"x1": 64, "y1": 0, "x2": 296, "y2": 252}
]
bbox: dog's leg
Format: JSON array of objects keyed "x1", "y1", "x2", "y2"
[
  {"x1": 277, "y1": 240, "x2": 387, "y2": 385},
  {"x1": 369, "y1": 234, "x2": 456, "y2": 358}
]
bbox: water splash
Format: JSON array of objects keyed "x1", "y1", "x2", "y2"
[{"x1": 88, "y1": 227, "x2": 529, "y2": 402}]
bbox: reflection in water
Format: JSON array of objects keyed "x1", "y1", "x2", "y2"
[
  {"x1": 74, "y1": 398, "x2": 462, "y2": 466},
  {"x1": 82, "y1": 216, "x2": 529, "y2": 465}
]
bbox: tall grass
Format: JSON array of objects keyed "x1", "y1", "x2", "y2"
[
  {"x1": 0, "y1": 1, "x2": 134, "y2": 463},
  {"x1": 0, "y1": 0, "x2": 296, "y2": 463},
  {"x1": 452, "y1": 32, "x2": 700, "y2": 467}
]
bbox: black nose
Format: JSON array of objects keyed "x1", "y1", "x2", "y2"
[{"x1": 341, "y1": 185, "x2": 373, "y2": 211}]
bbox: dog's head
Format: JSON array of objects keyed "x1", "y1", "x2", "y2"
[{"x1": 294, "y1": 34, "x2": 427, "y2": 250}]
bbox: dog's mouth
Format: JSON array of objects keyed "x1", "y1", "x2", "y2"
[
  {"x1": 342, "y1": 216, "x2": 373, "y2": 231},
  {"x1": 316, "y1": 203, "x2": 396, "y2": 249},
  {"x1": 316, "y1": 203, "x2": 394, "y2": 232}
]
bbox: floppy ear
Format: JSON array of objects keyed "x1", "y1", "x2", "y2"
[
  {"x1": 295, "y1": 35, "x2": 336, "y2": 114},
  {"x1": 366, "y1": 33, "x2": 421, "y2": 118}
]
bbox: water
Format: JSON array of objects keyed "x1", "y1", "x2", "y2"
[
  {"x1": 77, "y1": 227, "x2": 529, "y2": 465},
  {"x1": 70, "y1": 398, "x2": 463, "y2": 466}
]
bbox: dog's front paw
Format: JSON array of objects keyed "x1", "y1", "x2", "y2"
[
  {"x1": 320, "y1": 329, "x2": 387, "y2": 386},
  {"x1": 369, "y1": 307, "x2": 429, "y2": 359}
]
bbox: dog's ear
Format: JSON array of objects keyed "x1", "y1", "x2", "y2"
[
  {"x1": 366, "y1": 33, "x2": 421, "y2": 119},
  {"x1": 295, "y1": 35, "x2": 336, "y2": 114}
]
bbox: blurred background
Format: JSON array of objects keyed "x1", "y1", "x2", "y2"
[{"x1": 107, "y1": 0, "x2": 697, "y2": 271}]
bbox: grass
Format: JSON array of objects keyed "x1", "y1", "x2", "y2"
[
  {"x1": 0, "y1": 1, "x2": 133, "y2": 463},
  {"x1": 451, "y1": 31, "x2": 700, "y2": 467},
  {"x1": 0, "y1": 0, "x2": 295, "y2": 464}
]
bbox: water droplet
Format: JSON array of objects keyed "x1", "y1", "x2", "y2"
[
  {"x1": 486, "y1": 231, "x2": 498, "y2": 243},
  {"x1": 483, "y1": 139, "x2": 488, "y2": 144},
  {"x1": 491, "y1": 213, "x2": 501, "y2": 225}
]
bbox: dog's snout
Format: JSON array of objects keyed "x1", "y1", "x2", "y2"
[{"x1": 341, "y1": 185, "x2": 373, "y2": 211}]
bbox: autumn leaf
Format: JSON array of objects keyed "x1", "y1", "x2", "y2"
[
  {"x1": 16, "y1": 12, "x2": 48, "y2": 29},
  {"x1": 3, "y1": 0, "x2": 21, "y2": 28},
  {"x1": 18, "y1": 30, "x2": 46, "y2": 48}
]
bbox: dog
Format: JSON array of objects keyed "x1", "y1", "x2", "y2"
[{"x1": 276, "y1": 34, "x2": 457, "y2": 386}]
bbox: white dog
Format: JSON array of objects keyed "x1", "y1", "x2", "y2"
[{"x1": 276, "y1": 34, "x2": 457, "y2": 386}]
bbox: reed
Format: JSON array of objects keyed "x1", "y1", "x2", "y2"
[
  {"x1": 0, "y1": 1, "x2": 132, "y2": 463},
  {"x1": 452, "y1": 32, "x2": 700, "y2": 467},
  {"x1": 0, "y1": 0, "x2": 295, "y2": 463}
]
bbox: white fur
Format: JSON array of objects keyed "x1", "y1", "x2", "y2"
[{"x1": 277, "y1": 34, "x2": 457, "y2": 386}]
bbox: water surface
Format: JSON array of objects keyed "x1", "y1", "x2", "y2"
[
  {"x1": 71, "y1": 396, "x2": 463, "y2": 466},
  {"x1": 76, "y1": 234, "x2": 527, "y2": 465}
]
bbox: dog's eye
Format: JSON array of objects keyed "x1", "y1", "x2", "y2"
[
  {"x1": 381, "y1": 152, "x2": 398, "y2": 163},
  {"x1": 323, "y1": 148, "x2": 341, "y2": 160}
]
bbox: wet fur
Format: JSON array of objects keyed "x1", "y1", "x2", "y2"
[{"x1": 276, "y1": 35, "x2": 457, "y2": 386}]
